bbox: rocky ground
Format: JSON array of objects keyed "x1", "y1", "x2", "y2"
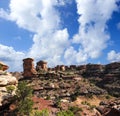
[
  {"x1": 0, "y1": 61, "x2": 120, "y2": 116},
  {"x1": 22, "y1": 69, "x2": 119, "y2": 116}
]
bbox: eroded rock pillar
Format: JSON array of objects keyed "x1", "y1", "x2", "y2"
[{"x1": 23, "y1": 58, "x2": 37, "y2": 78}]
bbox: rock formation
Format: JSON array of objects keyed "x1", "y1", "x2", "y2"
[
  {"x1": 36, "y1": 60, "x2": 47, "y2": 71},
  {"x1": 23, "y1": 58, "x2": 37, "y2": 78},
  {"x1": 0, "y1": 61, "x2": 9, "y2": 71},
  {"x1": 70, "y1": 65, "x2": 76, "y2": 70},
  {"x1": 97, "y1": 99, "x2": 120, "y2": 116},
  {"x1": 55, "y1": 65, "x2": 65, "y2": 71},
  {"x1": 60, "y1": 65, "x2": 65, "y2": 71},
  {"x1": 55, "y1": 65, "x2": 60, "y2": 72},
  {"x1": 0, "y1": 70, "x2": 18, "y2": 106}
]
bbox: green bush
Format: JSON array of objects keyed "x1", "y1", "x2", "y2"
[
  {"x1": 32, "y1": 109, "x2": 49, "y2": 116},
  {"x1": 105, "y1": 95, "x2": 111, "y2": 99},
  {"x1": 89, "y1": 105, "x2": 96, "y2": 110},
  {"x1": 6, "y1": 85, "x2": 15, "y2": 94},
  {"x1": 70, "y1": 93, "x2": 78, "y2": 102},
  {"x1": 54, "y1": 97, "x2": 61, "y2": 108},
  {"x1": 18, "y1": 98, "x2": 34, "y2": 115},
  {"x1": 69, "y1": 106, "x2": 83, "y2": 114},
  {"x1": 57, "y1": 110, "x2": 74, "y2": 116},
  {"x1": 81, "y1": 101, "x2": 90, "y2": 106},
  {"x1": 15, "y1": 81, "x2": 34, "y2": 115}
]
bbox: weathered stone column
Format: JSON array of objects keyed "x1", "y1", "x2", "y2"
[
  {"x1": 23, "y1": 58, "x2": 37, "y2": 78},
  {"x1": 36, "y1": 60, "x2": 48, "y2": 71}
]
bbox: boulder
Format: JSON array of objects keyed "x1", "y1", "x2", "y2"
[{"x1": 0, "y1": 71, "x2": 18, "y2": 106}]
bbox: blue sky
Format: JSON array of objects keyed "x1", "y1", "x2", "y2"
[{"x1": 0, "y1": 0, "x2": 120, "y2": 71}]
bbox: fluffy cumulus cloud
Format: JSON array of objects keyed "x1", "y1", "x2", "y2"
[
  {"x1": 0, "y1": 0, "x2": 70, "y2": 70},
  {"x1": 0, "y1": 44, "x2": 25, "y2": 71},
  {"x1": 107, "y1": 50, "x2": 120, "y2": 62},
  {"x1": 64, "y1": 0, "x2": 119, "y2": 64},
  {"x1": 0, "y1": 0, "x2": 120, "y2": 71},
  {"x1": 64, "y1": 46, "x2": 87, "y2": 65}
]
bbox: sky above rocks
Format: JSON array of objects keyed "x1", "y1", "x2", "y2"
[{"x1": 0, "y1": 0, "x2": 120, "y2": 71}]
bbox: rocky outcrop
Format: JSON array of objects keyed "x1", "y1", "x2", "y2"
[
  {"x1": 105, "y1": 62, "x2": 120, "y2": 73},
  {"x1": 97, "y1": 99, "x2": 120, "y2": 116},
  {"x1": 10, "y1": 72, "x2": 23, "y2": 80},
  {"x1": 36, "y1": 60, "x2": 48, "y2": 71},
  {"x1": 82, "y1": 64, "x2": 104, "y2": 77},
  {"x1": 23, "y1": 58, "x2": 37, "y2": 78},
  {"x1": 54, "y1": 65, "x2": 66, "y2": 72},
  {"x1": 96, "y1": 62, "x2": 120, "y2": 97},
  {"x1": 0, "y1": 61, "x2": 9, "y2": 71},
  {"x1": 0, "y1": 70, "x2": 18, "y2": 106},
  {"x1": 70, "y1": 65, "x2": 77, "y2": 70}
]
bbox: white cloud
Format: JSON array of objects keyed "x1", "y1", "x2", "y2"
[
  {"x1": 0, "y1": 44, "x2": 25, "y2": 71},
  {"x1": 64, "y1": 46, "x2": 87, "y2": 65},
  {"x1": 28, "y1": 28, "x2": 69, "y2": 66},
  {"x1": 107, "y1": 50, "x2": 120, "y2": 62},
  {"x1": 65, "y1": 0, "x2": 119, "y2": 63},
  {"x1": 9, "y1": 0, "x2": 61, "y2": 33},
  {"x1": 0, "y1": 8, "x2": 11, "y2": 20},
  {"x1": 0, "y1": 0, "x2": 120, "y2": 71},
  {"x1": 0, "y1": 0, "x2": 70, "y2": 69}
]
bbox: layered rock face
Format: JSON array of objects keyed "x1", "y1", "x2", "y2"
[
  {"x1": 23, "y1": 58, "x2": 37, "y2": 78},
  {"x1": 36, "y1": 60, "x2": 47, "y2": 71},
  {"x1": 97, "y1": 62, "x2": 120, "y2": 97},
  {"x1": 83, "y1": 64, "x2": 104, "y2": 77},
  {"x1": 0, "y1": 71, "x2": 18, "y2": 106},
  {"x1": 105, "y1": 62, "x2": 120, "y2": 76},
  {"x1": 97, "y1": 99, "x2": 120, "y2": 116}
]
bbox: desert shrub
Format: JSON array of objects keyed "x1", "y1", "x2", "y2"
[
  {"x1": 81, "y1": 101, "x2": 90, "y2": 106},
  {"x1": 89, "y1": 105, "x2": 96, "y2": 110},
  {"x1": 57, "y1": 110, "x2": 74, "y2": 116},
  {"x1": 81, "y1": 101, "x2": 96, "y2": 110},
  {"x1": 68, "y1": 106, "x2": 83, "y2": 114},
  {"x1": 86, "y1": 93, "x2": 93, "y2": 98},
  {"x1": 15, "y1": 81, "x2": 34, "y2": 115},
  {"x1": 32, "y1": 109, "x2": 49, "y2": 116},
  {"x1": 70, "y1": 91, "x2": 79, "y2": 102},
  {"x1": 46, "y1": 95, "x2": 51, "y2": 100},
  {"x1": 17, "y1": 98, "x2": 34, "y2": 115},
  {"x1": 6, "y1": 85, "x2": 15, "y2": 95},
  {"x1": 54, "y1": 97, "x2": 61, "y2": 108},
  {"x1": 105, "y1": 95, "x2": 111, "y2": 99}
]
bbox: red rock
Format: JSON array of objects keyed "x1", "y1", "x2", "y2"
[{"x1": 23, "y1": 58, "x2": 37, "y2": 78}]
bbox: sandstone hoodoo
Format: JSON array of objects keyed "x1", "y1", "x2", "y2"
[
  {"x1": 0, "y1": 58, "x2": 120, "y2": 115},
  {"x1": 55, "y1": 65, "x2": 66, "y2": 72},
  {"x1": 0, "y1": 61, "x2": 9, "y2": 71},
  {"x1": 36, "y1": 60, "x2": 48, "y2": 71},
  {"x1": 60, "y1": 65, "x2": 65, "y2": 71},
  {"x1": 23, "y1": 58, "x2": 37, "y2": 78}
]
